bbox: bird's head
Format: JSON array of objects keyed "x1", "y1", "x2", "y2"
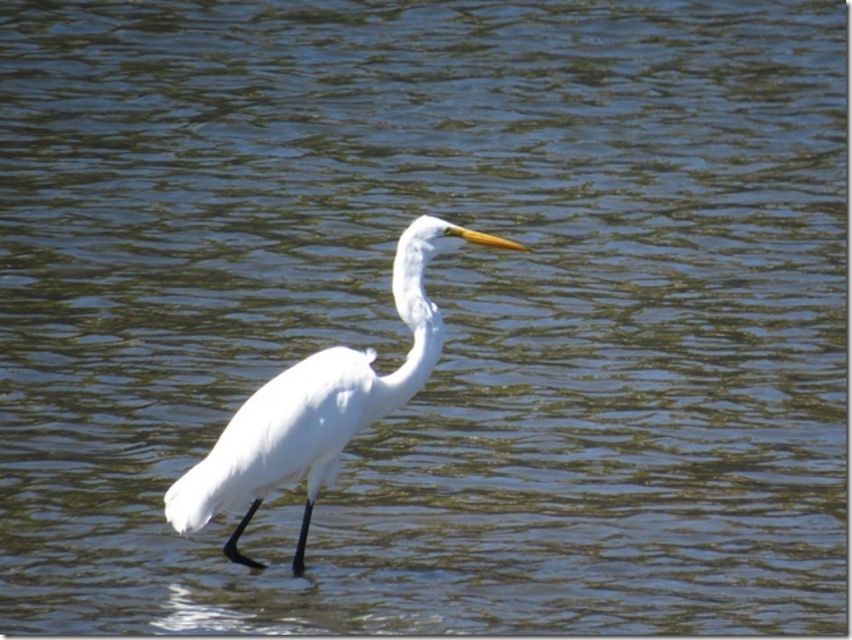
[
  {"x1": 400, "y1": 215, "x2": 529, "y2": 260},
  {"x1": 393, "y1": 215, "x2": 528, "y2": 329}
]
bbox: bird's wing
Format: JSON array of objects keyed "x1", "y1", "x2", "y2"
[{"x1": 206, "y1": 346, "x2": 378, "y2": 503}]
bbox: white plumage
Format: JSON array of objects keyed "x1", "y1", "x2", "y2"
[
  {"x1": 163, "y1": 215, "x2": 527, "y2": 575},
  {"x1": 165, "y1": 347, "x2": 376, "y2": 535}
]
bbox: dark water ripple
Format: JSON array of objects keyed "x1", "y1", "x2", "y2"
[{"x1": 0, "y1": 1, "x2": 845, "y2": 635}]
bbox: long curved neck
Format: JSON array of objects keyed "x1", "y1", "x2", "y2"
[
  {"x1": 378, "y1": 316, "x2": 444, "y2": 415},
  {"x1": 373, "y1": 236, "x2": 446, "y2": 418}
]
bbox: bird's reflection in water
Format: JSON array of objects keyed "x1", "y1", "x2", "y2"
[
  {"x1": 151, "y1": 583, "x2": 253, "y2": 634},
  {"x1": 151, "y1": 583, "x2": 313, "y2": 634}
]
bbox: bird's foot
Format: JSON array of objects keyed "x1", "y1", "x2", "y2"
[{"x1": 224, "y1": 541, "x2": 267, "y2": 570}]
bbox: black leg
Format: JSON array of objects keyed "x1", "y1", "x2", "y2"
[
  {"x1": 292, "y1": 499, "x2": 314, "y2": 577},
  {"x1": 224, "y1": 498, "x2": 266, "y2": 570}
]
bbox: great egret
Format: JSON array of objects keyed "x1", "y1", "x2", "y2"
[{"x1": 164, "y1": 215, "x2": 528, "y2": 575}]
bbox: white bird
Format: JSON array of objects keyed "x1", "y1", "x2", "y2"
[{"x1": 164, "y1": 215, "x2": 528, "y2": 575}]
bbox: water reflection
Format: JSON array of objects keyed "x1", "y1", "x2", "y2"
[{"x1": 153, "y1": 584, "x2": 257, "y2": 634}]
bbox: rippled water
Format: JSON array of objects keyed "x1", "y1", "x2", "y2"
[{"x1": 1, "y1": 1, "x2": 846, "y2": 635}]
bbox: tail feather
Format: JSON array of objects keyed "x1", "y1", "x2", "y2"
[{"x1": 164, "y1": 461, "x2": 221, "y2": 535}]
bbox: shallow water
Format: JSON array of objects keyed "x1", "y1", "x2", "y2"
[{"x1": 0, "y1": 1, "x2": 846, "y2": 635}]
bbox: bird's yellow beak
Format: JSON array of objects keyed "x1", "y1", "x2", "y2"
[{"x1": 447, "y1": 225, "x2": 529, "y2": 252}]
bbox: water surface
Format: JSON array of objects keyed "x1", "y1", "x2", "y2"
[{"x1": 0, "y1": 1, "x2": 846, "y2": 635}]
